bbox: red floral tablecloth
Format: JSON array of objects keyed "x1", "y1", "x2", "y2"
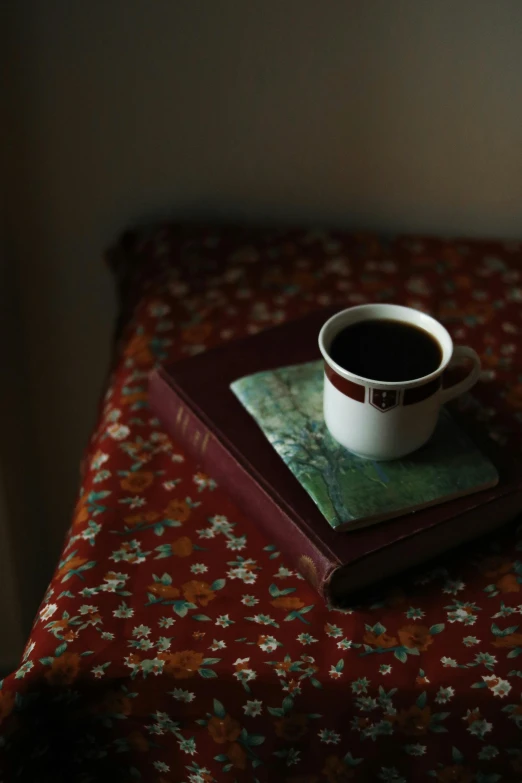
[{"x1": 2, "y1": 226, "x2": 522, "y2": 783}]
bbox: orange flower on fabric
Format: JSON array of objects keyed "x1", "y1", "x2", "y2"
[
  {"x1": 161, "y1": 650, "x2": 204, "y2": 679},
  {"x1": 50, "y1": 617, "x2": 71, "y2": 632},
  {"x1": 182, "y1": 322, "x2": 212, "y2": 344},
  {"x1": 234, "y1": 658, "x2": 251, "y2": 673},
  {"x1": 440, "y1": 246, "x2": 463, "y2": 269},
  {"x1": 435, "y1": 766, "x2": 474, "y2": 783},
  {"x1": 171, "y1": 537, "x2": 193, "y2": 557},
  {"x1": 207, "y1": 714, "x2": 241, "y2": 744},
  {"x1": 363, "y1": 631, "x2": 398, "y2": 649},
  {"x1": 454, "y1": 274, "x2": 472, "y2": 289},
  {"x1": 394, "y1": 705, "x2": 431, "y2": 736},
  {"x1": 397, "y1": 625, "x2": 433, "y2": 652},
  {"x1": 226, "y1": 741, "x2": 247, "y2": 769},
  {"x1": 164, "y1": 498, "x2": 191, "y2": 522},
  {"x1": 0, "y1": 691, "x2": 15, "y2": 724},
  {"x1": 274, "y1": 713, "x2": 309, "y2": 741},
  {"x1": 493, "y1": 632, "x2": 522, "y2": 648},
  {"x1": 125, "y1": 333, "x2": 153, "y2": 365},
  {"x1": 182, "y1": 580, "x2": 215, "y2": 606},
  {"x1": 120, "y1": 471, "x2": 154, "y2": 493},
  {"x1": 124, "y1": 511, "x2": 159, "y2": 526},
  {"x1": 105, "y1": 571, "x2": 123, "y2": 582},
  {"x1": 56, "y1": 556, "x2": 88, "y2": 579},
  {"x1": 496, "y1": 573, "x2": 520, "y2": 593},
  {"x1": 322, "y1": 755, "x2": 354, "y2": 783},
  {"x1": 384, "y1": 588, "x2": 407, "y2": 609},
  {"x1": 271, "y1": 596, "x2": 305, "y2": 611},
  {"x1": 127, "y1": 731, "x2": 149, "y2": 752},
  {"x1": 506, "y1": 384, "x2": 522, "y2": 409},
  {"x1": 464, "y1": 709, "x2": 481, "y2": 725},
  {"x1": 121, "y1": 391, "x2": 148, "y2": 405},
  {"x1": 480, "y1": 556, "x2": 514, "y2": 579},
  {"x1": 291, "y1": 270, "x2": 316, "y2": 290},
  {"x1": 285, "y1": 679, "x2": 300, "y2": 695},
  {"x1": 72, "y1": 494, "x2": 89, "y2": 528},
  {"x1": 148, "y1": 583, "x2": 180, "y2": 600},
  {"x1": 44, "y1": 652, "x2": 81, "y2": 686},
  {"x1": 95, "y1": 690, "x2": 133, "y2": 716},
  {"x1": 482, "y1": 353, "x2": 500, "y2": 369},
  {"x1": 117, "y1": 544, "x2": 142, "y2": 564}
]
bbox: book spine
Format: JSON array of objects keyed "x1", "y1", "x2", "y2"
[{"x1": 149, "y1": 371, "x2": 337, "y2": 601}]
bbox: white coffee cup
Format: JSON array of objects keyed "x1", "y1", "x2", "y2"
[{"x1": 318, "y1": 303, "x2": 481, "y2": 461}]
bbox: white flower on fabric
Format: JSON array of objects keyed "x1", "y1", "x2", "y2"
[
  {"x1": 243, "y1": 699, "x2": 262, "y2": 717},
  {"x1": 107, "y1": 423, "x2": 130, "y2": 440},
  {"x1": 482, "y1": 675, "x2": 512, "y2": 697},
  {"x1": 158, "y1": 617, "x2": 175, "y2": 629},
  {"x1": 197, "y1": 528, "x2": 216, "y2": 539},
  {"x1": 404, "y1": 744, "x2": 426, "y2": 757},
  {"x1": 209, "y1": 515, "x2": 232, "y2": 533},
  {"x1": 442, "y1": 579, "x2": 465, "y2": 595},
  {"x1": 132, "y1": 625, "x2": 151, "y2": 638},
  {"x1": 435, "y1": 686, "x2": 455, "y2": 704},
  {"x1": 39, "y1": 603, "x2": 58, "y2": 622},
  {"x1": 235, "y1": 668, "x2": 256, "y2": 684},
  {"x1": 468, "y1": 719, "x2": 493, "y2": 739},
  {"x1": 297, "y1": 633, "x2": 318, "y2": 646},
  {"x1": 274, "y1": 566, "x2": 294, "y2": 579},
  {"x1": 478, "y1": 745, "x2": 498, "y2": 760},
  {"x1": 148, "y1": 302, "x2": 170, "y2": 317},
  {"x1": 113, "y1": 602, "x2": 134, "y2": 619},
  {"x1": 462, "y1": 636, "x2": 480, "y2": 646},
  {"x1": 169, "y1": 688, "x2": 196, "y2": 703},
  {"x1": 91, "y1": 451, "x2": 109, "y2": 469},
  {"x1": 215, "y1": 614, "x2": 234, "y2": 628},
  {"x1": 22, "y1": 641, "x2": 35, "y2": 662},
  {"x1": 178, "y1": 737, "x2": 197, "y2": 755},
  {"x1": 258, "y1": 635, "x2": 278, "y2": 653},
  {"x1": 190, "y1": 563, "x2": 208, "y2": 574},
  {"x1": 14, "y1": 661, "x2": 34, "y2": 679},
  {"x1": 241, "y1": 595, "x2": 259, "y2": 606},
  {"x1": 318, "y1": 728, "x2": 341, "y2": 744},
  {"x1": 440, "y1": 657, "x2": 458, "y2": 668}
]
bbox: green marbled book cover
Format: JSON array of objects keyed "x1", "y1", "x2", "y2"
[{"x1": 230, "y1": 360, "x2": 498, "y2": 531}]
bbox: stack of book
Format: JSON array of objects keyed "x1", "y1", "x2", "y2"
[{"x1": 149, "y1": 309, "x2": 522, "y2": 606}]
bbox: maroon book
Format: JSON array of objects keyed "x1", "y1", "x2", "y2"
[{"x1": 149, "y1": 309, "x2": 522, "y2": 605}]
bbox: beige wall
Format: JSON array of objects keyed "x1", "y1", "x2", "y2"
[{"x1": 3, "y1": 1, "x2": 522, "y2": 619}]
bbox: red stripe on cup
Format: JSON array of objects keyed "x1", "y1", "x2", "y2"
[
  {"x1": 324, "y1": 362, "x2": 366, "y2": 403},
  {"x1": 403, "y1": 377, "x2": 441, "y2": 406}
]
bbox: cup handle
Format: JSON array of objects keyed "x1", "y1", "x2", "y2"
[{"x1": 440, "y1": 345, "x2": 482, "y2": 405}]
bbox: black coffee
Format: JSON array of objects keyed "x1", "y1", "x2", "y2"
[{"x1": 329, "y1": 319, "x2": 442, "y2": 382}]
